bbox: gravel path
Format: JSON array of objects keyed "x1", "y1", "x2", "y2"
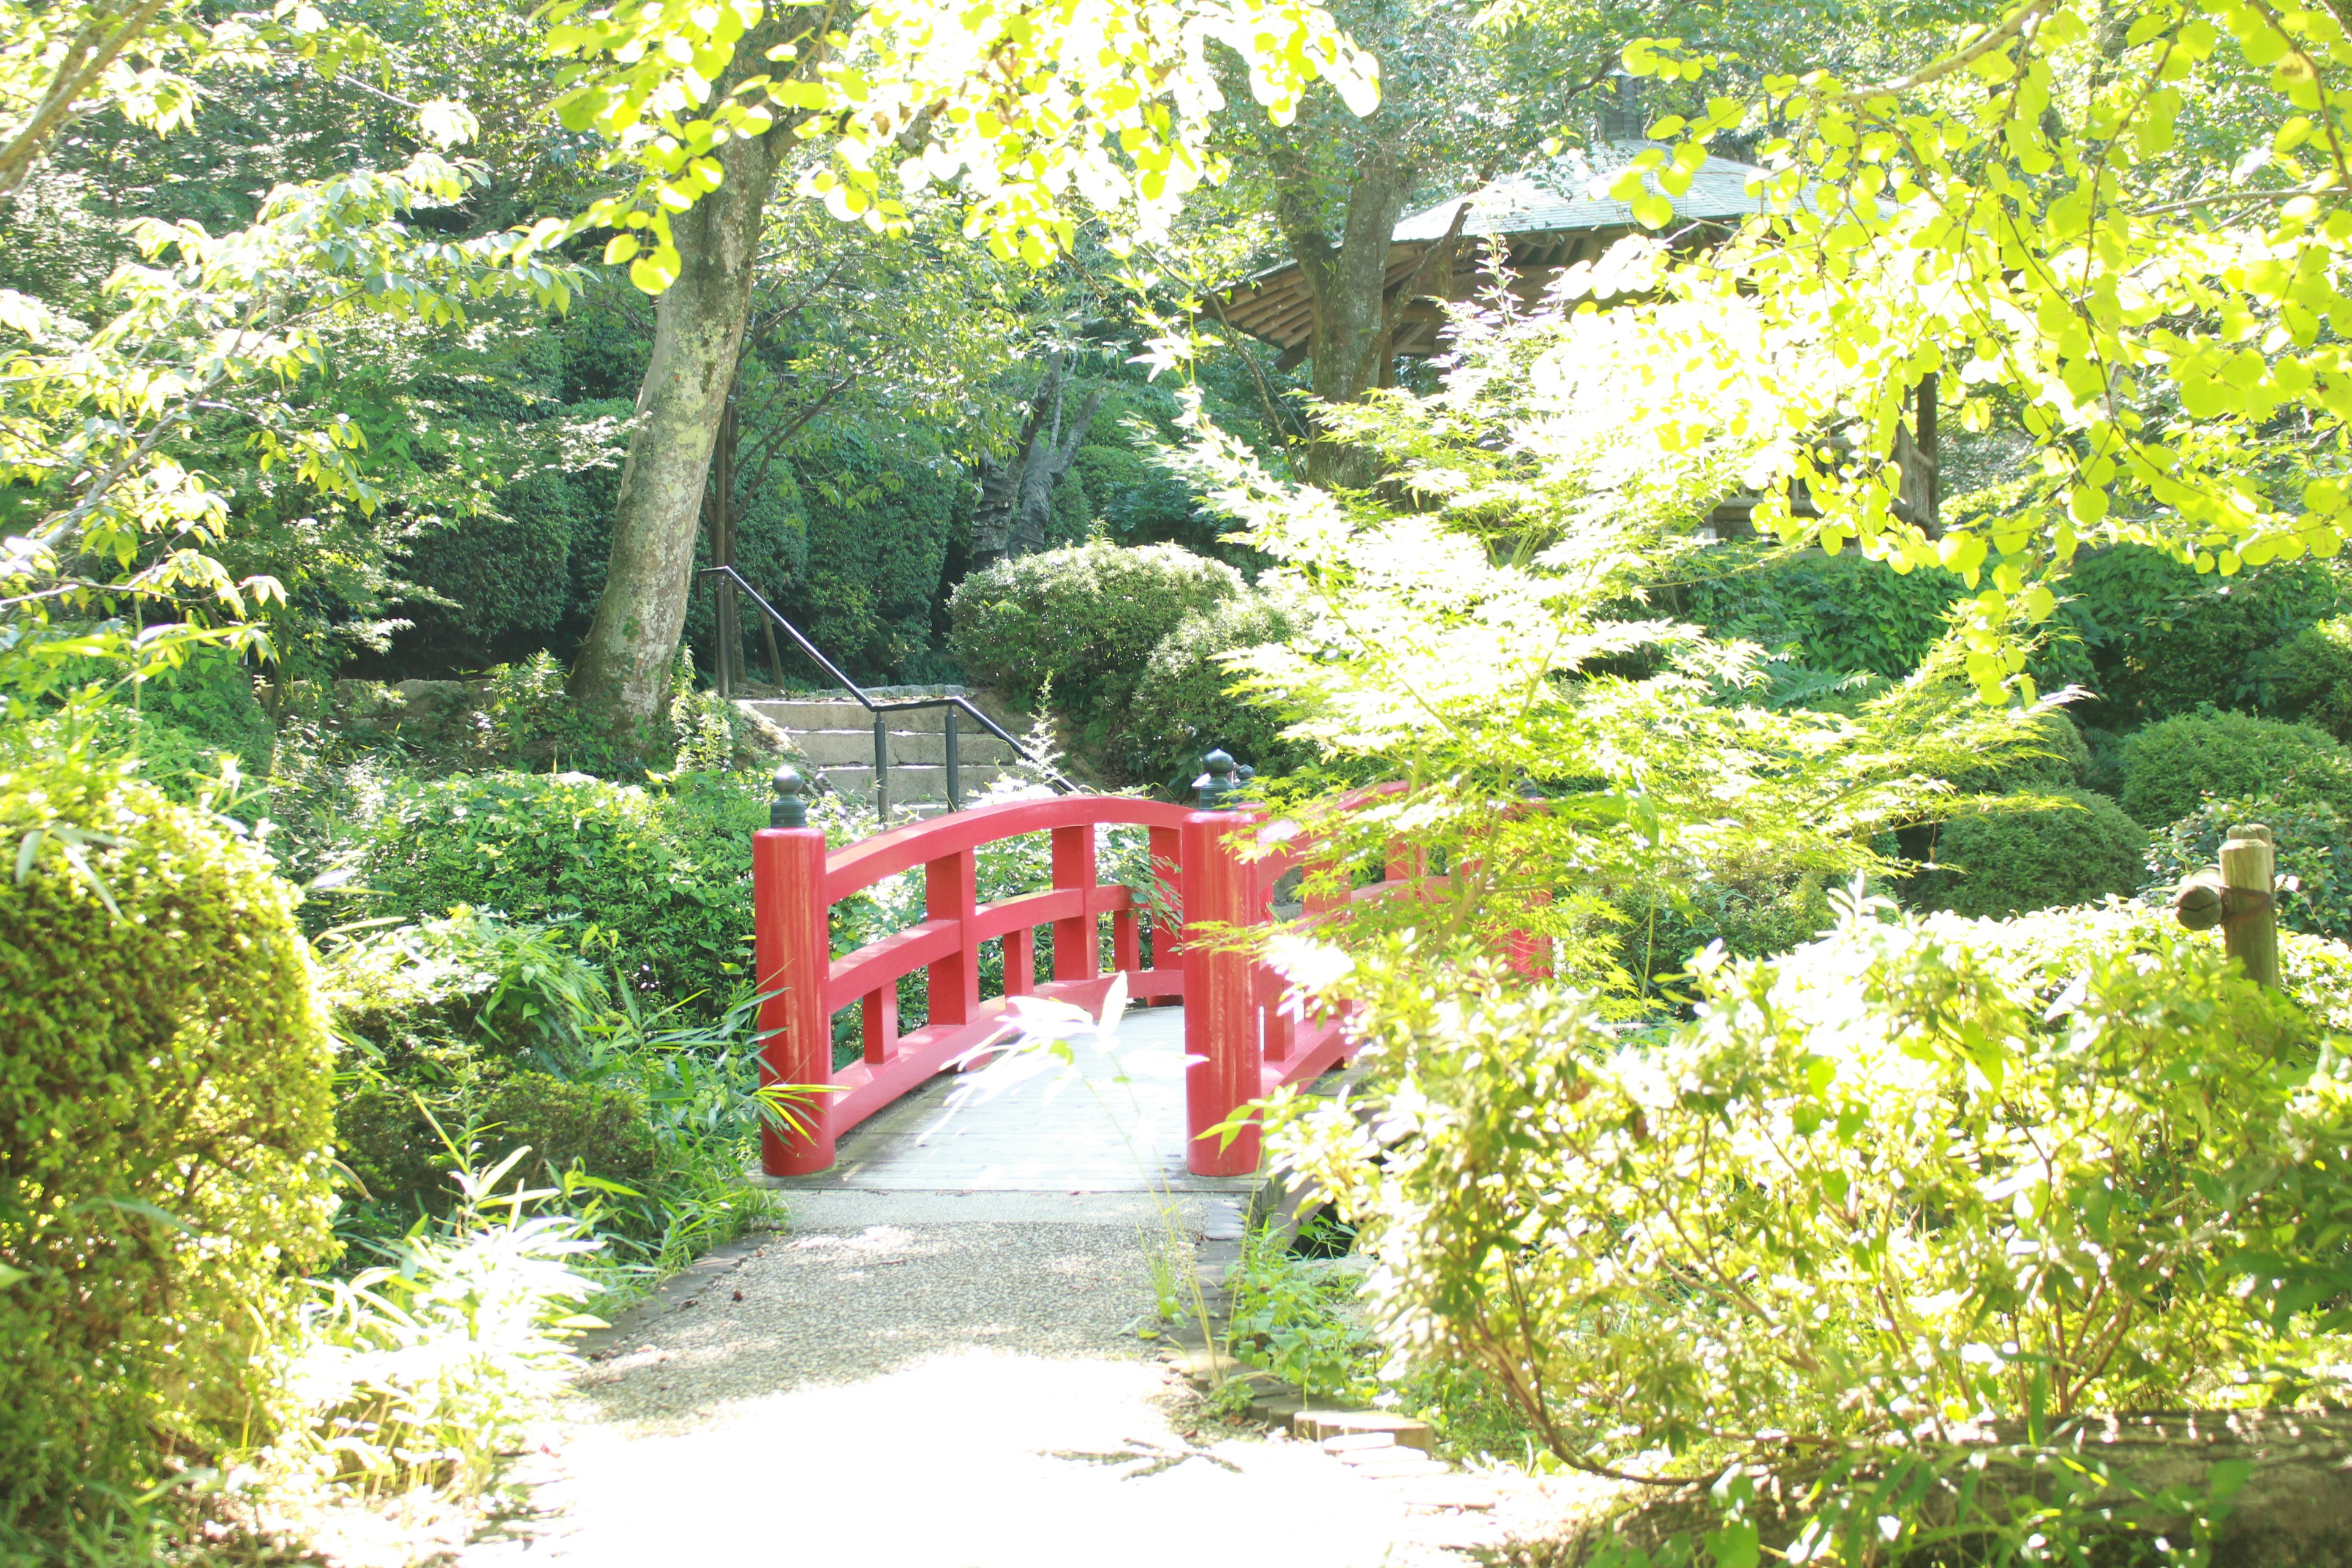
[{"x1": 463, "y1": 1205, "x2": 1498, "y2": 1568}]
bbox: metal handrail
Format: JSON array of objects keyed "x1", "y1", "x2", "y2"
[{"x1": 698, "y1": 565, "x2": 1075, "y2": 815}]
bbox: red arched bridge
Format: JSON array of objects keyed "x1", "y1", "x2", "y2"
[{"x1": 748, "y1": 762, "x2": 1438, "y2": 1180}]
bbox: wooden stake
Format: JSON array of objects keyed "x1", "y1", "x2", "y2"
[{"x1": 2218, "y1": 823, "x2": 2278, "y2": 989}]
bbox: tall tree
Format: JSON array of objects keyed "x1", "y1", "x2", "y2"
[
  {"x1": 545, "y1": 0, "x2": 1379, "y2": 727},
  {"x1": 566, "y1": 11, "x2": 832, "y2": 720}
]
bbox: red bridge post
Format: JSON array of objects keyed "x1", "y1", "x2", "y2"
[
  {"x1": 1183, "y1": 750, "x2": 1263, "y2": 1177},
  {"x1": 756, "y1": 768, "x2": 835, "y2": 1176}
]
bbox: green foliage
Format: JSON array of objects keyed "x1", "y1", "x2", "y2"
[
  {"x1": 1270, "y1": 899, "x2": 2352, "y2": 1556},
  {"x1": 1174, "y1": 368, "x2": 2056, "y2": 998},
  {"x1": 2119, "y1": 710, "x2": 2352, "y2": 827},
  {"x1": 287, "y1": 1154, "x2": 601, "y2": 1497},
  {"x1": 2262, "y1": 614, "x2": 2352, "y2": 743},
  {"x1": 1048, "y1": 467, "x2": 1092, "y2": 548},
  {"x1": 400, "y1": 470, "x2": 581, "y2": 665},
  {"x1": 1128, "y1": 581, "x2": 1311, "y2": 793},
  {"x1": 1073, "y1": 442, "x2": 1210, "y2": 552},
  {"x1": 353, "y1": 769, "x2": 765, "y2": 1003},
  {"x1": 947, "y1": 542, "x2": 1243, "y2": 767},
  {"x1": 2146, "y1": 794, "x2": 2352, "y2": 945},
  {"x1": 2050, "y1": 546, "x2": 2343, "y2": 728},
  {"x1": 1678, "y1": 548, "x2": 1963, "y2": 679},
  {"x1": 1618, "y1": 873, "x2": 1835, "y2": 998},
  {"x1": 1915, "y1": 788, "x2": 2150, "y2": 919},
  {"x1": 1226, "y1": 1231, "x2": 1378, "y2": 1404},
  {"x1": 0, "y1": 748, "x2": 336, "y2": 1548},
  {"x1": 319, "y1": 910, "x2": 780, "y2": 1270},
  {"x1": 338, "y1": 1074, "x2": 658, "y2": 1226},
  {"x1": 1944, "y1": 707, "x2": 2094, "y2": 795},
  {"x1": 780, "y1": 432, "x2": 960, "y2": 682}
]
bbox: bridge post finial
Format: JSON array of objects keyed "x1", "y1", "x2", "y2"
[
  {"x1": 1193, "y1": 748, "x2": 1239, "y2": 811},
  {"x1": 771, "y1": 764, "x2": 810, "y2": 829}
]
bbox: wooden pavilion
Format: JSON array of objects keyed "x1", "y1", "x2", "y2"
[
  {"x1": 1215, "y1": 140, "x2": 1777, "y2": 366},
  {"x1": 1214, "y1": 141, "x2": 1939, "y2": 532}
]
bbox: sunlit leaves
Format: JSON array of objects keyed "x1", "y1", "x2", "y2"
[
  {"x1": 1599, "y1": 0, "x2": 2352, "y2": 699},
  {"x1": 0, "y1": 148, "x2": 584, "y2": 710},
  {"x1": 529, "y1": 0, "x2": 1380, "y2": 288}
]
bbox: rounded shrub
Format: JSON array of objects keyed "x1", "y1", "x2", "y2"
[
  {"x1": 356, "y1": 769, "x2": 764, "y2": 1003},
  {"x1": 2261, "y1": 614, "x2": 2352, "y2": 742},
  {"x1": 1917, "y1": 787, "x2": 2149, "y2": 918},
  {"x1": 948, "y1": 542, "x2": 1243, "y2": 760},
  {"x1": 0, "y1": 750, "x2": 336, "y2": 1545},
  {"x1": 2052, "y1": 545, "x2": 2342, "y2": 727},
  {"x1": 1128, "y1": 583, "x2": 1311, "y2": 791},
  {"x1": 2143, "y1": 794, "x2": 2352, "y2": 944},
  {"x1": 2117, "y1": 710, "x2": 2352, "y2": 826},
  {"x1": 1946, "y1": 707, "x2": 2094, "y2": 794}
]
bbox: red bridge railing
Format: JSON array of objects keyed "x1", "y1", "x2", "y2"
[{"x1": 750, "y1": 766, "x2": 1363, "y2": 1179}]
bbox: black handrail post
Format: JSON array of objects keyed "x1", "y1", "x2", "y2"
[
  {"x1": 872, "y1": 709, "x2": 890, "y2": 826},
  {"x1": 944, "y1": 706, "x2": 961, "y2": 810}
]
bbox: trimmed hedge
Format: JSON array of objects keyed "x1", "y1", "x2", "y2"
[
  {"x1": 1917, "y1": 787, "x2": 2150, "y2": 918},
  {"x1": 1128, "y1": 582, "x2": 1311, "y2": 792},
  {"x1": 948, "y1": 542, "x2": 1243, "y2": 766},
  {"x1": 2117, "y1": 710, "x2": 2352, "y2": 826},
  {"x1": 0, "y1": 752, "x2": 335, "y2": 1546}
]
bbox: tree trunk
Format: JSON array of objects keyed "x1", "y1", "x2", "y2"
[
  {"x1": 1267, "y1": 151, "x2": 1417, "y2": 487},
  {"x1": 968, "y1": 353, "x2": 1106, "y2": 570},
  {"x1": 568, "y1": 136, "x2": 788, "y2": 726}
]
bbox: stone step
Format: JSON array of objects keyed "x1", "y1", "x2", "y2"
[
  {"x1": 791, "y1": 728, "x2": 1019, "y2": 768},
  {"x1": 742, "y1": 699, "x2": 1016, "y2": 738},
  {"x1": 813, "y1": 763, "x2": 1012, "y2": 805}
]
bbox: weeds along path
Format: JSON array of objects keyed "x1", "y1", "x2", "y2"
[{"x1": 462, "y1": 1007, "x2": 1491, "y2": 1568}]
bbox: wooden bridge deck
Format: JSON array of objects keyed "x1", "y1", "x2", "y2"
[{"x1": 764, "y1": 1005, "x2": 1257, "y2": 1196}]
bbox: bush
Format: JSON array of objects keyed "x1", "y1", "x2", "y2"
[
  {"x1": 1271, "y1": 898, "x2": 2352, "y2": 1559},
  {"x1": 947, "y1": 542, "x2": 1243, "y2": 763},
  {"x1": 2051, "y1": 545, "x2": 2343, "y2": 727},
  {"x1": 782, "y1": 430, "x2": 960, "y2": 681},
  {"x1": 2261, "y1": 612, "x2": 2352, "y2": 741},
  {"x1": 0, "y1": 750, "x2": 336, "y2": 1545},
  {"x1": 1915, "y1": 786, "x2": 2149, "y2": 917},
  {"x1": 337, "y1": 1073, "x2": 660, "y2": 1223},
  {"x1": 1618, "y1": 874, "x2": 1836, "y2": 997},
  {"x1": 400, "y1": 469, "x2": 578, "y2": 665},
  {"x1": 1127, "y1": 582, "x2": 1311, "y2": 791},
  {"x1": 1679, "y1": 549, "x2": 1963, "y2": 678},
  {"x1": 2143, "y1": 793, "x2": 2352, "y2": 943},
  {"x1": 355, "y1": 769, "x2": 765, "y2": 1002},
  {"x1": 1943, "y1": 706, "x2": 2093, "y2": 794},
  {"x1": 2117, "y1": 709, "x2": 2352, "y2": 826}
]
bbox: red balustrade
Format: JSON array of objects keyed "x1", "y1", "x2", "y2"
[
  {"x1": 752, "y1": 784, "x2": 1385, "y2": 1178},
  {"x1": 747, "y1": 760, "x2": 1554, "y2": 1179}
]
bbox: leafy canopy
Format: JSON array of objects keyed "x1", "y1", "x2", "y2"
[
  {"x1": 1538, "y1": 0, "x2": 2352, "y2": 699},
  {"x1": 534, "y1": 0, "x2": 1384, "y2": 285}
]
